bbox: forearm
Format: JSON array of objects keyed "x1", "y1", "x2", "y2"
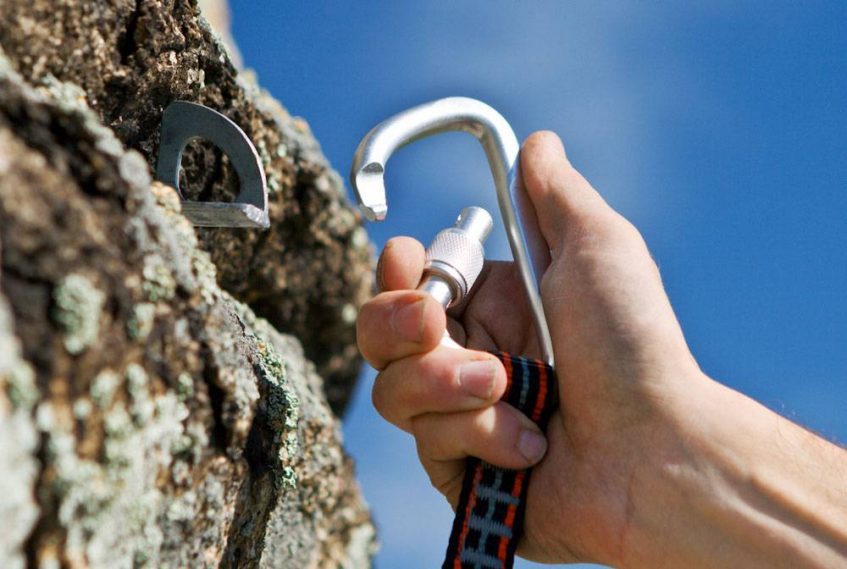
[{"x1": 630, "y1": 377, "x2": 847, "y2": 569}]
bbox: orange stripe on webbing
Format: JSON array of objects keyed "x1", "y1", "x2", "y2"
[
  {"x1": 455, "y1": 462, "x2": 484, "y2": 568},
  {"x1": 530, "y1": 359, "x2": 548, "y2": 423},
  {"x1": 497, "y1": 471, "x2": 526, "y2": 560},
  {"x1": 496, "y1": 532, "x2": 509, "y2": 562},
  {"x1": 511, "y1": 469, "x2": 526, "y2": 500}
]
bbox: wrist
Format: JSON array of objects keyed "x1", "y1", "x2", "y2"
[{"x1": 626, "y1": 374, "x2": 847, "y2": 569}]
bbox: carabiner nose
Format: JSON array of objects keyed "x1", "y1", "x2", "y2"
[{"x1": 350, "y1": 97, "x2": 555, "y2": 366}]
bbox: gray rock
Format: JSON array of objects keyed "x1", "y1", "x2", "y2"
[{"x1": 0, "y1": 3, "x2": 376, "y2": 565}]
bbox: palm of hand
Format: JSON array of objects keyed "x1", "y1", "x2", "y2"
[
  {"x1": 448, "y1": 236, "x2": 695, "y2": 564},
  {"x1": 447, "y1": 260, "x2": 616, "y2": 563}
]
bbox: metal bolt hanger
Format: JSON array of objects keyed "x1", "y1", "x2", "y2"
[{"x1": 156, "y1": 101, "x2": 269, "y2": 229}]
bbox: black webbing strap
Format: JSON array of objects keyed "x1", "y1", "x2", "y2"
[{"x1": 442, "y1": 352, "x2": 558, "y2": 569}]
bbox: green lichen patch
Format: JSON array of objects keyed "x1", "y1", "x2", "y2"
[
  {"x1": 4, "y1": 362, "x2": 38, "y2": 411},
  {"x1": 126, "y1": 363, "x2": 154, "y2": 426},
  {"x1": 280, "y1": 466, "x2": 297, "y2": 490},
  {"x1": 38, "y1": 371, "x2": 191, "y2": 568},
  {"x1": 234, "y1": 300, "x2": 305, "y2": 489},
  {"x1": 90, "y1": 369, "x2": 119, "y2": 410},
  {"x1": 191, "y1": 250, "x2": 219, "y2": 305},
  {"x1": 283, "y1": 431, "x2": 299, "y2": 460},
  {"x1": 142, "y1": 255, "x2": 176, "y2": 302},
  {"x1": 149, "y1": 184, "x2": 198, "y2": 254},
  {"x1": 250, "y1": 332, "x2": 302, "y2": 491},
  {"x1": 254, "y1": 337, "x2": 300, "y2": 433},
  {"x1": 127, "y1": 302, "x2": 156, "y2": 341},
  {"x1": 72, "y1": 399, "x2": 92, "y2": 420},
  {"x1": 165, "y1": 490, "x2": 196, "y2": 525},
  {"x1": 176, "y1": 372, "x2": 194, "y2": 401},
  {"x1": 51, "y1": 273, "x2": 105, "y2": 355}
]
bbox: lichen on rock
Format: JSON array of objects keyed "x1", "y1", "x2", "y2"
[
  {"x1": 0, "y1": 2, "x2": 376, "y2": 564},
  {"x1": 0, "y1": 255, "x2": 40, "y2": 569},
  {"x1": 52, "y1": 273, "x2": 106, "y2": 355}
]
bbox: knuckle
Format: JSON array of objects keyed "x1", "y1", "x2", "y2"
[
  {"x1": 419, "y1": 353, "x2": 460, "y2": 393},
  {"x1": 393, "y1": 361, "x2": 430, "y2": 414}
]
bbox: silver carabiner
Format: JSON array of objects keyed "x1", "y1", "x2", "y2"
[{"x1": 350, "y1": 97, "x2": 554, "y2": 366}]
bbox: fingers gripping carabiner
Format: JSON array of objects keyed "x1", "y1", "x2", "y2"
[{"x1": 351, "y1": 97, "x2": 554, "y2": 366}]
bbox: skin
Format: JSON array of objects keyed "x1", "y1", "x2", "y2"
[{"x1": 356, "y1": 132, "x2": 847, "y2": 567}]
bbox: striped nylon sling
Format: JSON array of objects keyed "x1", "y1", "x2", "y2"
[{"x1": 443, "y1": 352, "x2": 558, "y2": 569}]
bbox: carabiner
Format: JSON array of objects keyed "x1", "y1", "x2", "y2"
[{"x1": 351, "y1": 97, "x2": 554, "y2": 365}]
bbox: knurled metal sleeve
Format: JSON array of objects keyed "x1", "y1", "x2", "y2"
[{"x1": 424, "y1": 228, "x2": 485, "y2": 298}]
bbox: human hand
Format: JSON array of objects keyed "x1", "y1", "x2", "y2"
[{"x1": 356, "y1": 132, "x2": 847, "y2": 567}]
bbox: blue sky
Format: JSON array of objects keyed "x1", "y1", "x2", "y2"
[{"x1": 229, "y1": 2, "x2": 847, "y2": 567}]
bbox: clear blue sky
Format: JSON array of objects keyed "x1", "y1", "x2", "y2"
[{"x1": 229, "y1": 2, "x2": 847, "y2": 567}]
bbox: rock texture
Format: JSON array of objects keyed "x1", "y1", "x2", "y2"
[
  {"x1": 0, "y1": 1, "x2": 376, "y2": 567},
  {"x1": 197, "y1": 0, "x2": 243, "y2": 67},
  {"x1": 0, "y1": 0, "x2": 372, "y2": 413}
]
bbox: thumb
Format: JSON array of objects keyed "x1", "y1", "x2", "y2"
[{"x1": 519, "y1": 131, "x2": 616, "y2": 252}]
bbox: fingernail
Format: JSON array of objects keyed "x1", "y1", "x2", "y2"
[
  {"x1": 391, "y1": 296, "x2": 425, "y2": 342},
  {"x1": 375, "y1": 256, "x2": 386, "y2": 292},
  {"x1": 517, "y1": 430, "x2": 547, "y2": 464},
  {"x1": 376, "y1": 240, "x2": 395, "y2": 292},
  {"x1": 459, "y1": 361, "x2": 496, "y2": 399}
]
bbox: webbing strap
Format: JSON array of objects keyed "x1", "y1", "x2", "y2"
[{"x1": 442, "y1": 353, "x2": 558, "y2": 569}]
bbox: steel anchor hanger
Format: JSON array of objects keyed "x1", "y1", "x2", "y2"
[{"x1": 156, "y1": 101, "x2": 269, "y2": 229}]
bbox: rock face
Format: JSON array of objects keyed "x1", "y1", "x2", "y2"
[
  {"x1": 0, "y1": 0, "x2": 372, "y2": 413},
  {"x1": 0, "y1": 1, "x2": 375, "y2": 567}
]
